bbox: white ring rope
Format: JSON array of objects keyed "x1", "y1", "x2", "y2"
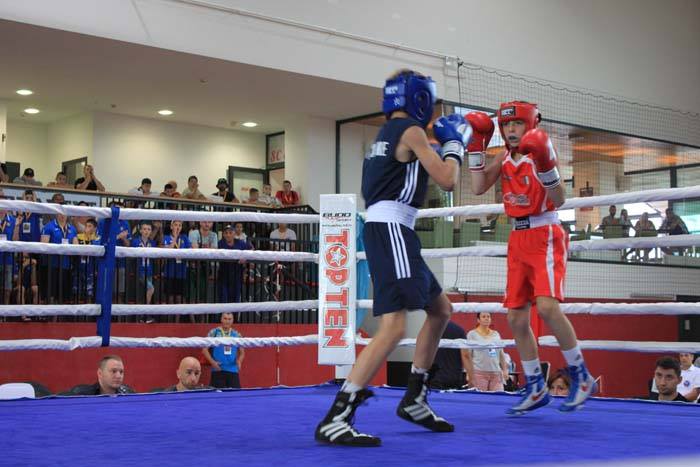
[
  {"x1": 4, "y1": 301, "x2": 700, "y2": 317},
  {"x1": 114, "y1": 245, "x2": 318, "y2": 262},
  {"x1": 2, "y1": 334, "x2": 699, "y2": 354},
  {"x1": 0, "y1": 241, "x2": 104, "y2": 256}
]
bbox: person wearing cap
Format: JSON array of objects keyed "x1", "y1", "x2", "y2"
[
  {"x1": 218, "y1": 223, "x2": 252, "y2": 303},
  {"x1": 129, "y1": 178, "x2": 157, "y2": 197},
  {"x1": 13, "y1": 168, "x2": 43, "y2": 187},
  {"x1": 212, "y1": 178, "x2": 238, "y2": 203}
]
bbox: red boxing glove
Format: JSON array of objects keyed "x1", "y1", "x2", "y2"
[
  {"x1": 519, "y1": 129, "x2": 560, "y2": 188},
  {"x1": 465, "y1": 112, "x2": 494, "y2": 172}
]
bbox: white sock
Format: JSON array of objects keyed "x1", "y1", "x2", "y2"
[
  {"x1": 411, "y1": 365, "x2": 428, "y2": 375},
  {"x1": 562, "y1": 346, "x2": 584, "y2": 367},
  {"x1": 341, "y1": 380, "x2": 363, "y2": 394},
  {"x1": 521, "y1": 359, "x2": 542, "y2": 378}
]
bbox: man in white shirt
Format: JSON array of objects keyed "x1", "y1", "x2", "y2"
[
  {"x1": 678, "y1": 352, "x2": 700, "y2": 401},
  {"x1": 128, "y1": 178, "x2": 157, "y2": 197},
  {"x1": 269, "y1": 223, "x2": 296, "y2": 251}
]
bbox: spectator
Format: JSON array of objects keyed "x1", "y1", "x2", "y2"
[
  {"x1": 429, "y1": 321, "x2": 469, "y2": 390},
  {"x1": 643, "y1": 356, "x2": 687, "y2": 402},
  {"x1": 72, "y1": 201, "x2": 91, "y2": 234},
  {"x1": 463, "y1": 312, "x2": 509, "y2": 391},
  {"x1": 660, "y1": 207, "x2": 689, "y2": 236},
  {"x1": 130, "y1": 222, "x2": 156, "y2": 313},
  {"x1": 162, "y1": 220, "x2": 192, "y2": 319},
  {"x1": 15, "y1": 253, "x2": 38, "y2": 318},
  {"x1": 46, "y1": 171, "x2": 71, "y2": 189},
  {"x1": 13, "y1": 168, "x2": 43, "y2": 187},
  {"x1": 15, "y1": 190, "x2": 42, "y2": 243},
  {"x1": 182, "y1": 175, "x2": 207, "y2": 201},
  {"x1": 202, "y1": 312, "x2": 245, "y2": 389},
  {"x1": 150, "y1": 220, "x2": 164, "y2": 246},
  {"x1": 0, "y1": 163, "x2": 8, "y2": 183},
  {"x1": 41, "y1": 194, "x2": 78, "y2": 304},
  {"x1": 162, "y1": 357, "x2": 205, "y2": 392},
  {"x1": 619, "y1": 209, "x2": 632, "y2": 237},
  {"x1": 548, "y1": 368, "x2": 571, "y2": 397},
  {"x1": 259, "y1": 183, "x2": 282, "y2": 208},
  {"x1": 634, "y1": 212, "x2": 657, "y2": 261},
  {"x1": 74, "y1": 164, "x2": 106, "y2": 192},
  {"x1": 129, "y1": 178, "x2": 157, "y2": 197},
  {"x1": 677, "y1": 353, "x2": 700, "y2": 402},
  {"x1": 189, "y1": 221, "x2": 218, "y2": 303},
  {"x1": 75, "y1": 218, "x2": 100, "y2": 302},
  {"x1": 64, "y1": 355, "x2": 135, "y2": 395},
  {"x1": 275, "y1": 180, "x2": 300, "y2": 206},
  {"x1": 245, "y1": 187, "x2": 261, "y2": 205},
  {"x1": 218, "y1": 224, "x2": 252, "y2": 303},
  {"x1": 599, "y1": 205, "x2": 618, "y2": 231},
  {"x1": 0, "y1": 207, "x2": 17, "y2": 304},
  {"x1": 212, "y1": 178, "x2": 238, "y2": 203},
  {"x1": 98, "y1": 201, "x2": 131, "y2": 302},
  {"x1": 269, "y1": 223, "x2": 297, "y2": 251},
  {"x1": 163, "y1": 180, "x2": 181, "y2": 198}
]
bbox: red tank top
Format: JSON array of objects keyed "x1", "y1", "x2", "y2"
[{"x1": 501, "y1": 151, "x2": 555, "y2": 218}]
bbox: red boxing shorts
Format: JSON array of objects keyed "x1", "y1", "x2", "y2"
[{"x1": 503, "y1": 223, "x2": 568, "y2": 309}]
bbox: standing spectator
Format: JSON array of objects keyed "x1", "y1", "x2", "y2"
[
  {"x1": 130, "y1": 222, "x2": 156, "y2": 321},
  {"x1": 212, "y1": 178, "x2": 238, "y2": 203},
  {"x1": 202, "y1": 312, "x2": 245, "y2": 389},
  {"x1": 599, "y1": 205, "x2": 618, "y2": 231},
  {"x1": 74, "y1": 164, "x2": 106, "y2": 192},
  {"x1": 429, "y1": 321, "x2": 469, "y2": 390},
  {"x1": 269, "y1": 223, "x2": 297, "y2": 251},
  {"x1": 218, "y1": 224, "x2": 252, "y2": 303},
  {"x1": 41, "y1": 198, "x2": 78, "y2": 304},
  {"x1": 259, "y1": 183, "x2": 282, "y2": 207},
  {"x1": 46, "y1": 171, "x2": 71, "y2": 189},
  {"x1": 162, "y1": 220, "x2": 192, "y2": 319},
  {"x1": 0, "y1": 208, "x2": 17, "y2": 304},
  {"x1": 548, "y1": 369, "x2": 571, "y2": 397},
  {"x1": 644, "y1": 356, "x2": 688, "y2": 402},
  {"x1": 275, "y1": 180, "x2": 300, "y2": 206},
  {"x1": 98, "y1": 201, "x2": 131, "y2": 302},
  {"x1": 13, "y1": 168, "x2": 43, "y2": 186},
  {"x1": 162, "y1": 357, "x2": 204, "y2": 392},
  {"x1": 64, "y1": 355, "x2": 135, "y2": 395},
  {"x1": 15, "y1": 253, "x2": 38, "y2": 318},
  {"x1": 182, "y1": 175, "x2": 207, "y2": 201},
  {"x1": 245, "y1": 188, "x2": 261, "y2": 205},
  {"x1": 189, "y1": 221, "x2": 218, "y2": 303},
  {"x1": 15, "y1": 190, "x2": 42, "y2": 243},
  {"x1": 72, "y1": 201, "x2": 91, "y2": 234},
  {"x1": 75, "y1": 218, "x2": 100, "y2": 302},
  {"x1": 129, "y1": 178, "x2": 157, "y2": 197},
  {"x1": 634, "y1": 212, "x2": 657, "y2": 261},
  {"x1": 463, "y1": 312, "x2": 509, "y2": 391}
]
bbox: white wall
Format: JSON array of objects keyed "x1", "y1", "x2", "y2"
[
  {"x1": 92, "y1": 112, "x2": 265, "y2": 194},
  {"x1": 5, "y1": 119, "x2": 48, "y2": 180},
  {"x1": 47, "y1": 112, "x2": 93, "y2": 178},
  {"x1": 338, "y1": 122, "x2": 379, "y2": 206}
]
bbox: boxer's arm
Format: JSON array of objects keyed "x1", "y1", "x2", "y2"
[
  {"x1": 470, "y1": 152, "x2": 504, "y2": 195},
  {"x1": 400, "y1": 126, "x2": 459, "y2": 192}
]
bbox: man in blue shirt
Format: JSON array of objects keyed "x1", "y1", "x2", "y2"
[
  {"x1": 0, "y1": 208, "x2": 17, "y2": 304},
  {"x1": 41, "y1": 204, "x2": 78, "y2": 304},
  {"x1": 202, "y1": 312, "x2": 245, "y2": 388},
  {"x1": 162, "y1": 220, "x2": 191, "y2": 321},
  {"x1": 130, "y1": 222, "x2": 157, "y2": 322},
  {"x1": 15, "y1": 190, "x2": 42, "y2": 243}
]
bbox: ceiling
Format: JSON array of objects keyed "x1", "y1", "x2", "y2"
[{"x1": 0, "y1": 19, "x2": 380, "y2": 132}]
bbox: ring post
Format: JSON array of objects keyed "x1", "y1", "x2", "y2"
[
  {"x1": 318, "y1": 194, "x2": 357, "y2": 366},
  {"x1": 95, "y1": 205, "x2": 120, "y2": 346}
]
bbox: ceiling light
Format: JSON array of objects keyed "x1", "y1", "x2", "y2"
[
  {"x1": 16, "y1": 89, "x2": 33, "y2": 96},
  {"x1": 242, "y1": 122, "x2": 258, "y2": 128},
  {"x1": 23, "y1": 108, "x2": 40, "y2": 114},
  {"x1": 158, "y1": 109, "x2": 173, "y2": 116}
]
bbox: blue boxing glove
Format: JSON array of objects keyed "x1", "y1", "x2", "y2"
[{"x1": 433, "y1": 114, "x2": 469, "y2": 165}]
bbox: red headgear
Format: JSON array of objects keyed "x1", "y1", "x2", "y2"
[{"x1": 497, "y1": 101, "x2": 541, "y2": 149}]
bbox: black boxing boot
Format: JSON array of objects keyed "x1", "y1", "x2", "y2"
[
  {"x1": 396, "y1": 372, "x2": 454, "y2": 432},
  {"x1": 315, "y1": 389, "x2": 381, "y2": 447}
]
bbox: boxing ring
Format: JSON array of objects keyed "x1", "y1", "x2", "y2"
[{"x1": 2, "y1": 186, "x2": 700, "y2": 466}]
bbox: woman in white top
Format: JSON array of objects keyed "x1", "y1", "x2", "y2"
[{"x1": 464, "y1": 312, "x2": 509, "y2": 391}]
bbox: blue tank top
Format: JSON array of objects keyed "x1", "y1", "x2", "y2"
[{"x1": 362, "y1": 118, "x2": 429, "y2": 209}]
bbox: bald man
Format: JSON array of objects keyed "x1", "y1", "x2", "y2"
[{"x1": 164, "y1": 357, "x2": 204, "y2": 392}]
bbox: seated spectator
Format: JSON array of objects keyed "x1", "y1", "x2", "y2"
[
  {"x1": 74, "y1": 164, "x2": 106, "y2": 192},
  {"x1": 429, "y1": 321, "x2": 469, "y2": 390},
  {"x1": 46, "y1": 171, "x2": 71, "y2": 189},
  {"x1": 275, "y1": 180, "x2": 300, "y2": 206},
  {"x1": 269, "y1": 223, "x2": 297, "y2": 251},
  {"x1": 463, "y1": 312, "x2": 509, "y2": 392},
  {"x1": 619, "y1": 209, "x2": 632, "y2": 237},
  {"x1": 15, "y1": 190, "x2": 42, "y2": 243},
  {"x1": 634, "y1": 212, "x2": 657, "y2": 235},
  {"x1": 202, "y1": 312, "x2": 245, "y2": 389},
  {"x1": 182, "y1": 175, "x2": 207, "y2": 201},
  {"x1": 548, "y1": 368, "x2": 571, "y2": 396},
  {"x1": 75, "y1": 218, "x2": 100, "y2": 302},
  {"x1": 641, "y1": 356, "x2": 688, "y2": 402},
  {"x1": 41, "y1": 195, "x2": 78, "y2": 304},
  {"x1": 0, "y1": 207, "x2": 17, "y2": 304},
  {"x1": 598, "y1": 205, "x2": 619, "y2": 231},
  {"x1": 218, "y1": 224, "x2": 252, "y2": 303},
  {"x1": 129, "y1": 178, "x2": 157, "y2": 197},
  {"x1": 13, "y1": 168, "x2": 43, "y2": 187},
  {"x1": 660, "y1": 208, "x2": 689, "y2": 236},
  {"x1": 259, "y1": 183, "x2": 282, "y2": 207},
  {"x1": 63, "y1": 355, "x2": 135, "y2": 395},
  {"x1": 245, "y1": 187, "x2": 261, "y2": 205},
  {"x1": 212, "y1": 178, "x2": 238, "y2": 203},
  {"x1": 162, "y1": 357, "x2": 206, "y2": 392},
  {"x1": 678, "y1": 353, "x2": 700, "y2": 402}
]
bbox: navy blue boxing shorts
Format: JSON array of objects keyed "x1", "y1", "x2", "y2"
[{"x1": 363, "y1": 221, "x2": 442, "y2": 316}]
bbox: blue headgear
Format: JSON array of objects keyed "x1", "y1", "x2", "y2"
[{"x1": 382, "y1": 72, "x2": 437, "y2": 128}]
